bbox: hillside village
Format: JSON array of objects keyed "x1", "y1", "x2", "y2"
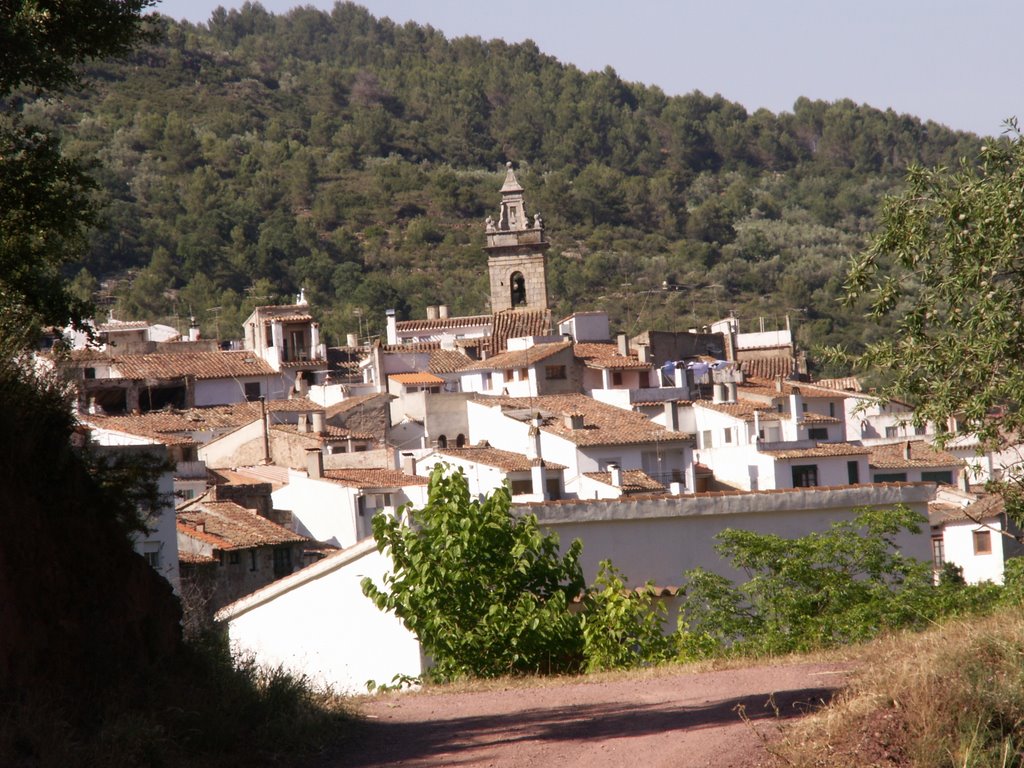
[{"x1": 47, "y1": 163, "x2": 1023, "y2": 692}]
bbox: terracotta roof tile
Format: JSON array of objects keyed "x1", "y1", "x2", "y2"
[
  {"x1": 320, "y1": 468, "x2": 429, "y2": 488},
  {"x1": 760, "y1": 443, "x2": 870, "y2": 459},
  {"x1": 395, "y1": 315, "x2": 492, "y2": 332},
  {"x1": 389, "y1": 372, "x2": 446, "y2": 385},
  {"x1": 813, "y1": 376, "x2": 863, "y2": 392},
  {"x1": 474, "y1": 393, "x2": 693, "y2": 447},
  {"x1": 110, "y1": 350, "x2": 275, "y2": 380},
  {"x1": 324, "y1": 393, "x2": 391, "y2": 419},
  {"x1": 694, "y1": 400, "x2": 779, "y2": 422},
  {"x1": 260, "y1": 314, "x2": 313, "y2": 324},
  {"x1": 573, "y1": 342, "x2": 651, "y2": 370},
  {"x1": 177, "y1": 500, "x2": 307, "y2": 550},
  {"x1": 433, "y1": 444, "x2": 566, "y2": 472},
  {"x1": 428, "y1": 349, "x2": 474, "y2": 374},
  {"x1": 798, "y1": 413, "x2": 843, "y2": 425},
  {"x1": 584, "y1": 469, "x2": 668, "y2": 494},
  {"x1": 869, "y1": 440, "x2": 963, "y2": 469},
  {"x1": 739, "y1": 357, "x2": 799, "y2": 380},
  {"x1": 270, "y1": 423, "x2": 376, "y2": 441},
  {"x1": 462, "y1": 341, "x2": 571, "y2": 372},
  {"x1": 488, "y1": 308, "x2": 551, "y2": 354}
]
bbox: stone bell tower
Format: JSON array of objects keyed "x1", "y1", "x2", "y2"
[{"x1": 484, "y1": 162, "x2": 549, "y2": 313}]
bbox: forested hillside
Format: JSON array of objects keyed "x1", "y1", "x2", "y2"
[{"x1": 25, "y1": 1, "x2": 985, "y2": 369}]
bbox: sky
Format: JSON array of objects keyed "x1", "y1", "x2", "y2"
[{"x1": 154, "y1": 0, "x2": 1022, "y2": 139}]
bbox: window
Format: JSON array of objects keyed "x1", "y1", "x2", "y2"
[
  {"x1": 915, "y1": 425, "x2": 927, "y2": 436},
  {"x1": 829, "y1": 402, "x2": 836, "y2": 418},
  {"x1": 518, "y1": 368, "x2": 528, "y2": 380},
  {"x1": 776, "y1": 403, "x2": 784, "y2": 413},
  {"x1": 504, "y1": 369, "x2": 513, "y2": 381},
  {"x1": 545, "y1": 365, "x2": 567, "y2": 380},
  {"x1": 931, "y1": 536, "x2": 945, "y2": 570},
  {"x1": 244, "y1": 382, "x2": 261, "y2": 401},
  {"x1": 509, "y1": 478, "x2": 533, "y2": 495},
  {"x1": 144, "y1": 551, "x2": 160, "y2": 568},
  {"x1": 456, "y1": 433, "x2": 466, "y2": 448},
  {"x1": 436, "y1": 434, "x2": 447, "y2": 449},
  {"x1": 84, "y1": 367, "x2": 96, "y2": 379},
  {"x1": 481, "y1": 372, "x2": 492, "y2": 389},
  {"x1": 273, "y1": 547, "x2": 292, "y2": 577},
  {"x1": 847, "y1": 460, "x2": 860, "y2": 484},
  {"x1": 723, "y1": 427, "x2": 733, "y2": 444},
  {"x1": 875, "y1": 472, "x2": 908, "y2": 482},
  {"x1": 249, "y1": 550, "x2": 258, "y2": 571},
  {"x1": 922, "y1": 470, "x2": 953, "y2": 484},
  {"x1": 228, "y1": 551, "x2": 240, "y2": 565},
  {"x1": 801, "y1": 402, "x2": 808, "y2": 413},
  {"x1": 792, "y1": 465, "x2": 818, "y2": 488},
  {"x1": 808, "y1": 427, "x2": 829, "y2": 440},
  {"x1": 546, "y1": 477, "x2": 561, "y2": 500},
  {"x1": 612, "y1": 371, "x2": 623, "y2": 386},
  {"x1": 973, "y1": 529, "x2": 992, "y2": 555},
  {"x1": 701, "y1": 430, "x2": 713, "y2": 449},
  {"x1": 885, "y1": 426, "x2": 899, "y2": 438}
]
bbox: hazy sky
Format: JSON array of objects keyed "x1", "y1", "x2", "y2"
[{"x1": 155, "y1": 0, "x2": 1021, "y2": 139}]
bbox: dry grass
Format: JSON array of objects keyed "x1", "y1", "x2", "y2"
[{"x1": 771, "y1": 608, "x2": 1024, "y2": 767}]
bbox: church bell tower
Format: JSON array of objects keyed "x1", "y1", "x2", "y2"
[{"x1": 484, "y1": 162, "x2": 549, "y2": 313}]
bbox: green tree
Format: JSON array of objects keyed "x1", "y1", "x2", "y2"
[
  {"x1": 362, "y1": 466, "x2": 586, "y2": 680},
  {"x1": 844, "y1": 125, "x2": 1024, "y2": 516}
]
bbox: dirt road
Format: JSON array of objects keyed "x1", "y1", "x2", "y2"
[{"x1": 334, "y1": 661, "x2": 848, "y2": 767}]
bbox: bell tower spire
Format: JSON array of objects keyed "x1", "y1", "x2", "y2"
[{"x1": 484, "y1": 162, "x2": 549, "y2": 312}]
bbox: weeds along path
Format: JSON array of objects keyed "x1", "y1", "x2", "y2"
[{"x1": 333, "y1": 661, "x2": 851, "y2": 768}]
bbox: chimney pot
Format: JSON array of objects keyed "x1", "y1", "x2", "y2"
[
  {"x1": 439, "y1": 304, "x2": 449, "y2": 320},
  {"x1": 608, "y1": 463, "x2": 622, "y2": 488},
  {"x1": 306, "y1": 447, "x2": 323, "y2": 479},
  {"x1": 311, "y1": 411, "x2": 325, "y2": 435}
]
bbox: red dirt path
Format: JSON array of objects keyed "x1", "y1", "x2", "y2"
[{"x1": 332, "y1": 661, "x2": 849, "y2": 767}]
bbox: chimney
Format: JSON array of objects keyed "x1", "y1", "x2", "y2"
[
  {"x1": 564, "y1": 412, "x2": 585, "y2": 430},
  {"x1": 426, "y1": 305, "x2": 438, "y2": 320},
  {"x1": 902, "y1": 441, "x2": 912, "y2": 461},
  {"x1": 188, "y1": 316, "x2": 200, "y2": 342},
  {"x1": 608, "y1": 463, "x2": 622, "y2": 488},
  {"x1": 959, "y1": 469, "x2": 971, "y2": 492},
  {"x1": 401, "y1": 451, "x2": 416, "y2": 475},
  {"x1": 385, "y1": 308, "x2": 397, "y2": 345},
  {"x1": 713, "y1": 383, "x2": 727, "y2": 403},
  {"x1": 725, "y1": 381, "x2": 737, "y2": 403},
  {"x1": 347, "y1": 332, "x2": 359, "y2": 347},
  {"x1": 617, "y1": 333, "x2": 629, "y2": 356},
  {"x1": 195, "y1": 522, "x2": 204, "y2": 534},
  {"x1": 297, "y1": 413, "x2": 309, "y2": 433},
  {"x1": 439, "y1": 304, "x2": 450, "y2": 319},
  {"x1": 637, "y1": 344, "x2": 650, "y2": 364},
  {"x1": 664, "y1": 401, "x2": 678, "y2": 432},
  {"x1": 531, "y1": 462, "x2": 547, "y2": 500},
  {"x1": 306, "y1": 447, "x2": 323, "y2": 479},
  {"x1": 789, "y1": 392, "x2": 803, "y2": 418},
  {"x1": 527, "y1": 412, "x2": 543, "y2": 459},
  {"x1": 311, "y1": 410, "x2": 325, "y2": 435}
]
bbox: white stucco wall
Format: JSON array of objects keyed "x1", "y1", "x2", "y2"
[
  {"x1": 942, "y1": 518, "x2": 1007, "y2": 584},
  {"x1": 528, "y1": 484, "x2": 935, "y2": 587},
  {"x1": 194, "y1": 376, "x2": 287, "y2": 407},
  {"x1": 272, "y1": 472, "x2": 358, "y2": 547},
  {"x1": 218, "y1": 541, "x2": 425, "y2": 695}
]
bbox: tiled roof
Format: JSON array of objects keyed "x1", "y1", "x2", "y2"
[
  {"x1": 321, "y1": 468, "x2": 429, "y2": 489},
  {"x1": 869, "y1": 440, "x2": 963, "y2": 469},
  {"x1": 97, "y1": 319, "x2": 149, "y2": 332},
  {"x1": 760, "y1": 443, "x2": 870, "y2": 459},
  {"x1": 382, "y1": 341, "x2": 442, "y2": 353},
  {"x1": 177, "y1": 550, "x2": 217, "y2": 565},
  {"x1": 389, "y1": 372, "x2": 445, "y2": 385},
  {"x1": 694, "y1": 400, "x2": 779, "y2": 423},
  {"x1": 584, "y1": 469, "x2": 667, "y2": 494},
  {"x1": 739, "y1": 357, "x2": 799, "y2": 380},
  {"x1": 428, "y1": 349, "x2": 474, "y2": 374},
  {"x1": 177, "y1": 500, "x2": 307, "y2": 550},
  {"x1": 83, "y1": 399, "x2": 320, "y2": 443},
  {"x1": 475, "y1": 393, "x2": 693, "y2": 447},
  {"x1": 573, "y1": 343, "x2": 651, "y2": 370},
  {"x1": 110, "y1": 350, "x2": 275, "y2": 380},
  {"x1": 461, "y1": 341, "x2": 570, "y2": 372},
  {"x1": 270, "y1": 423, "x2": 376, "y2": 441},
  {"x1": 488, "y1": 308, "x2": 551, "y2": 354},
  {"x1": 260, "y1": 314, "x2": 313, "y2": 324},
  {"x1": 230, "y1": 465, "x2": 291, "y2": 487},
  {"x1": 395, "y1": 314, "x2": 492, "y2": 332},
  {"x1": 324, "y1": 393, "x2": 390, "y2": 419},
  {"x1": 740, "y1": 377, "x2": 840, "y2": 400},
  {"x1": 434, "y1": 444, "x2": 566, "y2": 472},
  {"x1": 798, "y1": 413, "x2": 842, "y2": 425},
  {"x1": 813, "y1": 376, "x2": 863, "y2": 392}
]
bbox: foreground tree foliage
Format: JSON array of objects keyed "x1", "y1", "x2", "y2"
[
  {"x1": 362, "y1": 467, "x2": 587, "y2": 679},
  {"x1": 844, "y1": 124, "x2": 1024, "y2": 520},
  {"x1": 678, "y1": 506, "x2": 1001, "y2": 658}
]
